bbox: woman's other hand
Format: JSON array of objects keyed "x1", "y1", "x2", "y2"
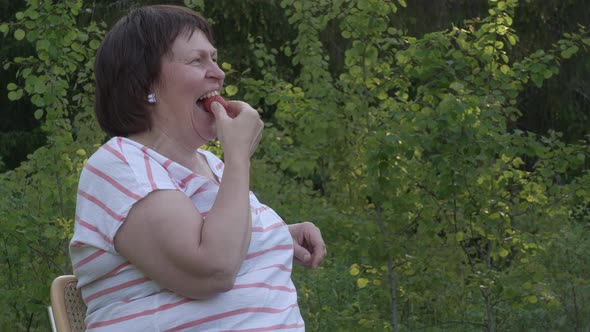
[{"x1": 289, "y1": 222, "x2": 326, "y2": 269}]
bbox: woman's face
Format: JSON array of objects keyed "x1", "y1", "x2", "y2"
[{"x1": 153, "y1": 29, "x2": 225, "y2": 145}]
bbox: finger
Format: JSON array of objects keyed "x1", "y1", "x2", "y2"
[
  {"x1": 306, "y1": 225, "x2": 326, "y2": 268},
  {"x1": 210, "y1": 101, "x2": 230, "y2": 119},
  {"x1": 225, "y1": 100, "x2": 249, "y2": 115},
  {"x1": 292, "y1": 241, "x2": 312, "y2": 266},
  {"x1": 309, "y1": 242, "x2": 326, "y2": 268}
]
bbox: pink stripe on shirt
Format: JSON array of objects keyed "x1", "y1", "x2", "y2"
[
  {"x1": 252, "y1": 221, "x2": 285, "y2": 233},
  {"x1": 180, "y1": 173, "x2": 198, "y2": 188},
  {"x1": 253, "y1": 206, "x2": 270, "y2": 215},
  {"x1": 95, "y1": 261, "x2": 131, "y2": 282},
  {"x1": 87, "y1": 298, "x2": 193, "y2": 329},
  {"x1": 117, "y1": 137, "x2": 124, "y2": 151},
  {"x1": 232, "y1": 282, "x2": 296, "y2": 293},
  {"x1": 221, "y1": 323, "x2": 305, "y2": 332},
  {"x1": 141, "y1": 147, "x2": 157, "y2": 190},
  {"x1": 103, "y1": 144, "x2": 127, "y2": 163},
  {"x1": 254, "y1": 264, "x2": 292, "y2": 273},
  {"x1": 164, "y1": 304, "x2": 300, "y2": 332},
  {"x1": 86, "y1": 164, "x2": 142, "y2": 200},
  {"x1": 76, "y1": 216, "x2": 113, "y2": 245},
  {"x1": 74, "y1": 249, "x2": 106, "y2": 269},
  {"x1": 163, "y1": 159, "x2": 173, "y2": 169},
  {"x1": 84, "y1": 277, "x2": 151, "y2": 303},
  {"x1": 78, "y1": 190, "x2": 125, "y2": 222},
  {"x1": 246, "y1": 244, "x2": 293, "y2": 260}
]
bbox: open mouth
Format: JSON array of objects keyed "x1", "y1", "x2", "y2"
[
  {"x1": 198, "y1": 90, "x2": 220, "y2": 102},
  {"x1": 196, "y1": 90, "x2": 220, "y2": 112}
]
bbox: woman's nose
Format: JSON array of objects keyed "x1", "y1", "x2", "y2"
[{"x1": 207, "y1": 62, "x2": 225, "y2": 81}]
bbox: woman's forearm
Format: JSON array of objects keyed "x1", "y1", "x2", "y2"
[{"x1": 197, "y1": 158, "x2": 252, "y2": 276}]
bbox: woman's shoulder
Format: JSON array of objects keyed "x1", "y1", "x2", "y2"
[
  {"x1": 80, "y1": 136, "x2": 157, "y2": 191},
  {"x1": 87, "y1": 136, "x2": 143, "y2": 167}
]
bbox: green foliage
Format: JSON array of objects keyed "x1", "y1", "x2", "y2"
[
  {"x1": 0, "y1": 0, "x2": 105, "y2": 330},
  {"x1": 231, "y1": 0, "x2": 590, "y2": 331}
]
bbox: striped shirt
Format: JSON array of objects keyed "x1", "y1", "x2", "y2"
[{"x1": 70, "y1": 137, "x2": 303, "y2": 331}]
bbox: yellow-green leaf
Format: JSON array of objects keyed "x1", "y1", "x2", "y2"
[
  {"x1": 14, "y1": 29, "x2": 25, "y2": 41},
  {"x1": 34, "y1": 109, "x2": 44, "y2": 120},
  {"x1": 499, "y1": 248, "x2": 509, "y2": 257},
  {"x1": 225, "y1": 84, "x2": 238, "y2": 97},
  {"x1": 450, "y1": 82, "x2": 464, "y2": 92},
  {"x1": 356, "y1": 278, "x2": 369, "y2": 288},
  {"x1": 221, "y1": 62, "x2": 232, "y2": 70},
  {"x1": 507, "y1": 35, "x2": 517, "y2": 46},
  {"x1": 349, "y1": 264, "x2": 360, "y2": 276},
  {"x1": 8, "y1": 89, "x2": 23, "y2": 101},
  {"x1": 89, "y1": 40, "x2": 100, "y2": 50},
  {"x1": 27, "y1": 10, "x2": 39, "y2": 19}
]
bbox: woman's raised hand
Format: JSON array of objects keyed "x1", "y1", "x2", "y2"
[{"x1": 210, "y1": 100, "x2": 263, "y2": 161}]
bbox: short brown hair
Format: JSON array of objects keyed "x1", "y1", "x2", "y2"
[{"x1": 94, "y1": 5, "x2": 214, "y2": 137}]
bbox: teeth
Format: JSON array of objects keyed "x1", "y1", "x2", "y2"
[{"x1": 198, "y1": 90, "x2": 220, "y2": 101}]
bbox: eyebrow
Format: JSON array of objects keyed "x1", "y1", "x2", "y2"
[{"x1": 190, "y1": 49, "x2": 218, "y2": 56}]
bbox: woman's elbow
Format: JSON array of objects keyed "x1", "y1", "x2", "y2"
[
  {"x1": 178, "y1": 271, "x2": 237, "y2": 299},
  {"x1": 209, "y1": 271, "x2": 237, "y2": 293}
]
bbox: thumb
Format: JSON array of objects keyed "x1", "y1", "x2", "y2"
[
  {"x1": 293, "y1": 242, "x2": 311, "y2": 264},
  {"x1": 210, "y1": 101, "x2": 229, "y2": 119}
]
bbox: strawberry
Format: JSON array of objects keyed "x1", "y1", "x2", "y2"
[{"x1": 202, "y1": 95, "x2": 230, "y2": 113}]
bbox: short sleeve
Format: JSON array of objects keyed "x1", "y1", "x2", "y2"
[{"x1": 70, "y1": 138, "x2": 178, "y2": 255}]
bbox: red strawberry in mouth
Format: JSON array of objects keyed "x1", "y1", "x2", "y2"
[
  {"x1": 198, "y1": 91, "x2": 237, "y2": 117},
  {"x1": 202, "y1": 95, "x2": 229, "y2": 113}
]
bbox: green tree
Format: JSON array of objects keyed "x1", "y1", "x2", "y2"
[
  {"x1": 0, "y1": 0, "x2": 104, "y2": 329},
  {"x1": 231, "y1": 0, "x2": 590, "y2": 330}
]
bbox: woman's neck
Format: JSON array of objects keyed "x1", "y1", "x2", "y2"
[{"x1": 128, "y1": 128, "x2": 205, "y2": 173}]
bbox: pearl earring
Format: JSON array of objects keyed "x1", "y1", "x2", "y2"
[{"x1": 147, "y1": 93, "x2": 157, "y2": 104}]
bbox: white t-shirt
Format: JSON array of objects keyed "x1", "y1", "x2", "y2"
[{"x1": 70, "y1": 137, "x2": 303, "y2": 331}]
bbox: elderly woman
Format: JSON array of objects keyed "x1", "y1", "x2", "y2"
[{"x1": 69, "y1": 5, "x2": 326, "y2": 331}]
